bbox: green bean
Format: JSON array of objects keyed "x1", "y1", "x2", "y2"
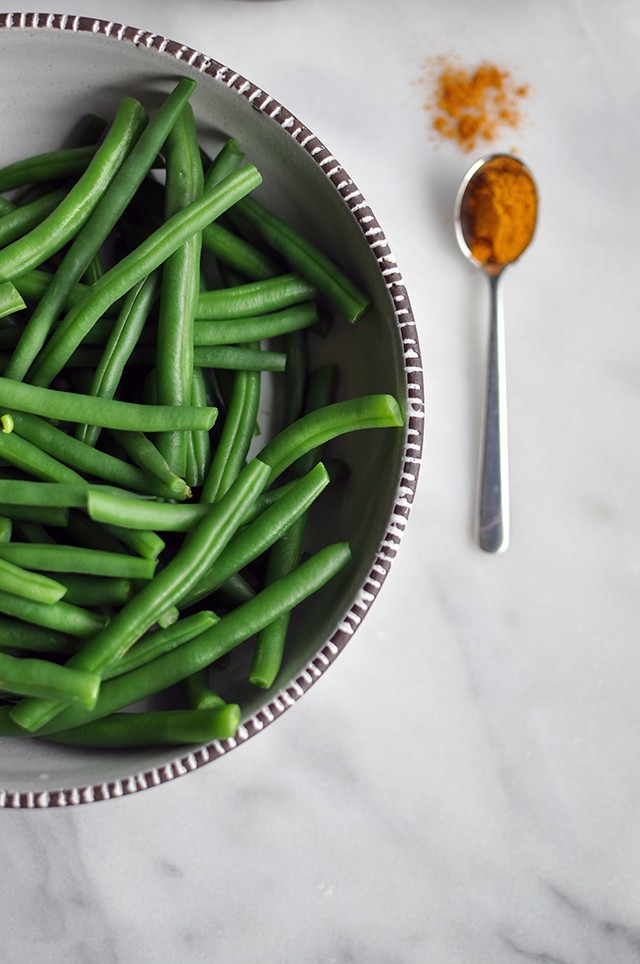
[
  {"x1": 45, "y1": 314, "x2": 122, "y2": 349},
  {"x1": 0, "y1": 197, "x2": 13, "y2": 216},
  {"x1": 258, "y1": 394, "x2": 404, "y2": 483},
  {"x1": 180, "y1": 462, "x2": 330, "y2": 608},
  {"x1": 0, "y1": 515, "x2": 11, "y2": 542},
  {"x1": 9, "y1": 411, "x2": 181, "y2": 499},
  {"x1": 185, "y1": 433, "x2": 199, "y2": 491},
  {"x1": 0, "y1": 615, "x2": 79, "y2": 655},
  {"x1": 249, "y1": 463, "x2": 349, "y2": 529},
  {"x1": 157, "y1": 606, "x2": 179, "y2": 629},
  {"x1": 29, "y1": 165, "x2": 262, "y2": 388},
  {"x1": 0, "y1": 378, "x2": 218, "y2": 432},
  {"x1": 0, "y1": 587, "x2": 105, "y2": 638},
  {"x1": 186, "y1": 367, "x2": 211, "y2": 488},
  {"x1": 251, "y1": 366, "x2": 338, "y2": 688},
  {"x1": 30, "y1": 343, "x2": 283, "y2": 374},
  {"x1": 0, "y1": 557, "x2": 67, "y2": 605},
  {"x1": 282, "y1": 328, "x2": 308, "y2": 426},
  {"x1": 200, "y1": 141, "x2": 278, "y2": 279},
  {"x1": 53, "y1": 574, "x2": 132, "y2": 608},
  {"x1": 105, "y1": 611, "x2": 218, "y2": 679},
  {"x1": 205, "y1": 138, "x2": 245, "y2": 186},
  {"x1": 0, "y1": 282, "x2": 25, "y2": 319},
  {"x1": 0, "y1": 543, "x2": 156, "y2": 580},
  {"x1": 102, "y1": 525, "x2": 165, "y2": 562},
  {"x1": 193, "y1": 302, "x2": 318, "y2": 345},
  {"x1": 8, "y1": 459, "x2": 271, "y2": 733},
  {"x1": 223, "y1": 201, "x2": 270, "y2": 253},
  {"x1": 90, "y1": 462, "x2": 330, "y2": 553},
  {"x1": 110, "y1": 430, "x2": 190, "y2": 499},
  {"x1": 295, "y1": 371, "x2": 343, "y2": 465},
  {"x1": 77, "y1": 272, "x2": 160, "y2": 447},
  {"x1": 0, "y1": 503, "x2": 69, "y2": 526},
  {"x1": 193, "y1": 345, "x2": 285, "y2": 372},
  {"x1": 236, "y1": 196, "x2": 371, "y2": 323},
  {"x1": 201, "y1": 349, "x2": 261, "y2": 503},
  {"x1": 202, "y1": 222, "x2": 279, "y2": 280},
  {"x1": 88, "y1": 467, "x2": 338, "y2": 534},
  {"x1": 156, "y1": 102, "x2": 204, "y2": 476},
  {"x1": 0, "y1": 651, "x2": 99, "y2": 708},
  {"x1": 9, "y1": 269, "x2": 94, "y2": 309},
  {"x1": 0, "y1": 99, "x2": 146, "y2": 282},
  {"x1": 83, "y1": 460, "x2": 267, "y2": 670},
  {"x1": 3, "y1": 79, "x2": 197, "y2": 381},
  {"x1": 297, "y1": 365, "x2": 341, "y2": 464},
  {"x1": 83, "y1": 251, "x2": 105, "y2": 285},
  {"x1": 248, "y1": 525, "x2": 305, "y2": 688},
  {"x1": 183, "y1": 669, "x2": 225, "y2": 710},
  {"x1": 0, "y1": 145, "x2": 96, "y2": 193},
  {"x1": 242, "y1": 459, "x2": 349, "y2": 525},
  {"x1": 45, "y1": 706, "x2": 241, "y2": 747},
  {"x1": 87, "y1": 488, "x2": 206, "y2": 532},
  {"x1": 18, "y1": 541, "x2": 352, "y2": 736},
  {"x1": 0, "y1": 187, "x2": 67, "y2": 246},
  {"x1": 0, "y1": 428, "x2": 82, "y2": 483},
  {"x1": 23, "y1": 342, "x2": 284, "y2": 375},
  {"x1": 196, "y1": 273, "x2": 315, "y2": 319},
  {"x1": 0, "y1": 481, "x2": 86, "y2": 507}
]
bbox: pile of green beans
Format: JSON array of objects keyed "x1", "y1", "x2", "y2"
[{"x1": 0, "y1": 81, "x2": 403, "y2": 750}]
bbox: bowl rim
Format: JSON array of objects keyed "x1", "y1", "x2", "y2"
[{"x1": 0, "y1": 11, "x2": 425, "y2": 809}]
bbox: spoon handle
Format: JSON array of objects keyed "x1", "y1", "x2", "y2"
[{"x1": 478, "y1": 272, "x2": 509, "y2": 553}]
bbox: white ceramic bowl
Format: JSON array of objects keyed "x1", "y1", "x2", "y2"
[{"x1": 0, "y1": 12, "x2": 424, "y2": 807}]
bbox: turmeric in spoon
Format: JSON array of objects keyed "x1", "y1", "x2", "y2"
[{"x1": 455, "y1": 154, "x2": 538, "y2": 551}]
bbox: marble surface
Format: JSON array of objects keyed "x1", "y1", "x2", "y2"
[{"x1": 2, "y1": 0, "x2": 640, "y2": 961}]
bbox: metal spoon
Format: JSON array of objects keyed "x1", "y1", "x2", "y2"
[{"x1": 455, "y1": 153, "x2": 538, "y2": 553}]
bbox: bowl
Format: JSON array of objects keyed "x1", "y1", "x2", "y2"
[{"x1": 0, "y1": 12, "x2": 424, "y2": 807}]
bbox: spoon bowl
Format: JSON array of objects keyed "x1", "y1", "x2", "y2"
[{"x1": 455, "y1": 153, "x2": 538, "y2": 552}]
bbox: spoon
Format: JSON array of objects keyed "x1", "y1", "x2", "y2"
[{"x1": 455, "y1": 153, "x2": 538, "y2": 553}]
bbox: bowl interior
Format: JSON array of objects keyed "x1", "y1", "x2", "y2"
[{"x1": 0, "y1": 19, "x2": 418, "y2": 803}]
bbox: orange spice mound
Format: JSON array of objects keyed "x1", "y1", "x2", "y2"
[{"x1": 423, "y1": 58, "x2": 529, "y2": 152}]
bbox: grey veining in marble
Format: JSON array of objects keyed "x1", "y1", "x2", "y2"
[{"x1": 2, "y1": 0, "x2": 640, "y2": 961}]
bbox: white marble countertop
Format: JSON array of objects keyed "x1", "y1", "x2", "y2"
[{"x1": 2, "y1": 1, "x2": 640, "y2": 961}]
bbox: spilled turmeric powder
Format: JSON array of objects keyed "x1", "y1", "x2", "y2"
[
  {"x1": 422, "y1": 58, "x2": 529, "y2": 152},
  {"x1": 460, "y1": 155, "x2": 537, "y2": 267}
]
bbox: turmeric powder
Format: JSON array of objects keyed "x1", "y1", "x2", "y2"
[
  {"x1": 460, "y1": 155, "x2": 537, "y2": 268},
  {"x1": 422, "y1": 58, "x2": 529, "y2": 152}
]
